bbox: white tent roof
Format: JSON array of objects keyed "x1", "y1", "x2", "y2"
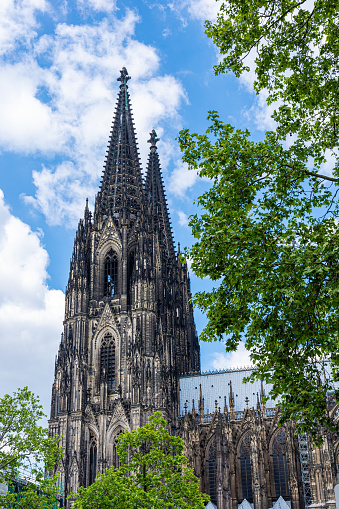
[
  {"x1": 273, "y1": 497, "x2": 291, "y2": 508},
  {"x1": 205, "y1": 502, "x2": 217, "y2": 509},
  {"x1": 238, "y1": 500, "x2": 253, "y2": 509}
]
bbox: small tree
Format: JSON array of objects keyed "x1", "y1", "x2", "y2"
[
  {"x1": 0, "y1": 387, "x2": 62, "y2": 508},
  {"x1": 72, "y1": 412, "x2": 209, "y2": 509}
]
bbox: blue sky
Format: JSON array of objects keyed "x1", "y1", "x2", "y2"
[{"x1": 0, "y1": 0, "x2": 273, "y2": 415}]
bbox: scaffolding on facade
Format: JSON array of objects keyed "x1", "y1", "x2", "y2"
[{"x1": 298, "y1": 434, "x2": 312, "y2": 508}]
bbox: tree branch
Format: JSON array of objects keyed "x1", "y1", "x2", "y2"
[{"x1": 305, "y1": 169, "x2": 339, "y2": 182}]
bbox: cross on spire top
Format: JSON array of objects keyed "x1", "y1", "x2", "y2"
[
  {"x1": 148, "y1": 129, "x2": 159, "y2": 150},
  {"x1": 117, "y1": 67, "x2": 131, "y2": 87}
]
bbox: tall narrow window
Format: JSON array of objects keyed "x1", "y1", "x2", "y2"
[
  {"x1": 89, "y1": 436, "x2": 97, "y2": 485},
  {"x1": 104, "y1": 249, "x2": 118, "y2": 296},
  {"x1": 272, "y1": 431, "x2": 290, "y2": 499},
  {"x1": 113, "y1": 433, "x2": 123, "y2": 469},
  {"x1": 100, "y1": 333, "x2": 115, "y2": 390},
  {"x1": 208, "y1": 441, "x2": 217, "y2": 504},
  {"x1": 240, "y1": 435, "x2": 253, "y2": 502},
  {"x1": 128, "y1": 251, "x2": 135, "y2": 305}
]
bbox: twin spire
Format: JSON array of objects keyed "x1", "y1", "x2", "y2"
[{"x1": 95, "y1": 68, "x2": 174, "y2": 256}]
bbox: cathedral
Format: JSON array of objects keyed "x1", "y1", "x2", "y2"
[{"x1": 49, "y1": 68, "x2": 339, "y2": 509}]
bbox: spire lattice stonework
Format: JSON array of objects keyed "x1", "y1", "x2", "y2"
[
  {"x1": 96, "y1": 68, "x2": 144, "y2": 223},
  {"x1": 145, "y1": 129, "x2": 174, "y2": 258}
]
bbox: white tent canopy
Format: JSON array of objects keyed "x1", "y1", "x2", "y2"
[
  {"x1": 205, "y1": 503, "x2": 217, "y2": 509},
  {"x1": 238, "y1": 500, "x2": 253, "y2": 509}
]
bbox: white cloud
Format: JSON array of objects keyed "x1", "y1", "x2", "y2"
[
  {"x1": 169, "y1": 161, "x2": 199, "y2": 196},
  {"x1": 177, "y1": 210, "x2": 189, "y2": 227},
  {"x1": 23, "y1": 161, "x2": 96, "y2": 226},
  {"x1": 77, "y1": 0, "x2": 116, "y2": 13},
  {"x1": 186, "y1": 0, "x2": 220, "y2": 22},
  {"x1": 242, "y1": 89, "x2": 278, "y2": 132},
  {"x1": 169, "y1": 0, "x2": 220, "y2": 24},
  {"x1": 0, "y1": 61, "x2": 67, "y2": 153},
  {"x1": 211, "y1": 342, "x2": 252, "y2": 370},
  {"x1": 0, "y1": 0, "x2": 48, "y2": 56},
  {"x1": 0, "y1": 189, "x2": 64, "y2": 412}
]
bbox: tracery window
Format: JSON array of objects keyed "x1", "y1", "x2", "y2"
[
  {"x1": 100, "y1": 333, "x2": 115, "y2": 390},
  {"x1": 208, "y1": 441, "x2": 217, "y2": 504},
  {"x1": 272, "y1": 431, "x2": 290, "y2": 499},
  {"x1": 89, "y1": 435, "x2": 97, "y2": 486},
  {"x1": 113, "y1": 433, "x2": 124, "y2": 469},
  {"x1": 104, "y1": 249, "x2": 118, "y2": 296},
  {"x1": 240, "y1": 435, "x2": 253, "y2": 503}
]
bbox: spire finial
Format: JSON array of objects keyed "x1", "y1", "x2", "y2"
[
  {"x1": 148, "y1": 129, "x2": 159, "y2": 151},
  {"x1": 117, "y1": 67, "x2": 131, "y2": 87}
]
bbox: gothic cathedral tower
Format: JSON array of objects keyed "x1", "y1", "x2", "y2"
[{"x1": 49, "y1": 68, "x2": 200, "y2": 506}]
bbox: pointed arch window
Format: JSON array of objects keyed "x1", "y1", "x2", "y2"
[
  {"x1": 113, "y1": 432, "x2": 125, "y2": 469},
  {"x1": 208, "y1": 441, "x2": 217, "y2": 504},
  {"x1": 104, "y1": 249, "x2": 118, "y2": 296},
  {"x1": 240, "y1": 435, "x2": 253, "y2": 503},
  {"x1": 272, "y1": 431, "x2": 290, "y2": 499},
  {"x1": 89, "y1": 435, "x2": 97, "y2": 486},
  {"x1": 100, "y1": 333, "x2": 115, "y2": 390}
]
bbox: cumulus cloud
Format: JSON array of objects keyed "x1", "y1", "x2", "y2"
[
  {"x1": 0, "y1": 189, "x2": 64, "y2": 412},
  {"x1": 0, "y1": 0, "x2": 48, "y2": 56},
  {"x1": 211, "y1": 342, "x2": 252, "y2": 370},
  {"x1": 177, "y1": 210, "x2": 189, "y2": 227},
  {"x1": 169, "y1": 0, "x2": 220, "y2": 23},
  {"x1": 77, "y1": 0, "x2": 116, "y2": 13},
  {"x1": 169, "y1": 161, "x2": 199, "y2": 196},
  {"x1": 0, "y1": 61, "x2": 67, "y2": 153},
  {"x1": 23, "y1": 161, "x2": 96, "y2": 226},
  {"x1": 185, "y1": 0, "x2": 220, "y2": 22}
]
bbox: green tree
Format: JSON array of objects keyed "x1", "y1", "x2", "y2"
[
  {"x1": 178, "y1": 0, "x2": 339, "y2": 442},
  {"x1": 72, "y1": 412, "x2": 209, "y2": 509},
  {"x1": 0, "y1": 387, "x2": 62, "y2": 508}
]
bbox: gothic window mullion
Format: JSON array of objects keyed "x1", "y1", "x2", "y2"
[
  {"x1": 104, "y1": 249, "x2": 118, "y2": 297},
  {"x1": 100, "y1": 334, "x2": 116, "y2": 391},
  {"x1": 240, "y1": 435, "x2": 253, "y2": 503},
  {"x1": 272, "y1": 430, "x2": 290, "y2": 500},
  {"x1": 89, "y1": 436, "x2": 97, "y2": 486}
]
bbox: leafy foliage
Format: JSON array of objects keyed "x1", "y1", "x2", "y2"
[
  {"x1": 178, "y1": 0, "x2": 339, "y2": 443},
  {"x1": 72, "y1": 412, "x2": 209, "y2": 509},
  {"x1": 0, "y1": 387, "x2": 62, "y2": 508},
  {"x1": 206, "y1": 0, "x2": 339, "y2": 158}
]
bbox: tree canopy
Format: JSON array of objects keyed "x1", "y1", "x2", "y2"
[
  {"x1": 72, "y1": 412, "x2": 209, "y2": 509},
  {"x1": 0, "y1": 387, "x2": 62, "y2": 508},
  {"x1": 178, "y1": 0, "x2": 339, "y2": 442}
]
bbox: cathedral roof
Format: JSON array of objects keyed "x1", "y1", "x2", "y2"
[
  {"x1": 95, "y1": 67, "x2": 144, "y2": 222},
  {"x1": 179, "y1": 367, "x2": 278, "y2": 415},
  {"x1": 145, "y1": 129, "x2": 175, "y2": 257}
]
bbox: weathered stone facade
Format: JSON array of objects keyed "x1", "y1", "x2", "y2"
[
  {"x1": 49, "y1": 68, "x2": 339, "y2": 509},
  {"x1": 179, "y1": 386, "x2": 339, "y2": 509}
]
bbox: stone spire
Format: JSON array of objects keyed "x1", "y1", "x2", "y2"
[
  {"x1": 145, "y1": 129, "x2": 175, "y2": 258},
  {"x1": 95, "y1": 67, "x2": 144, "y2": 223},
  {"x1": 229, "y1": 380, "x2": 235, "y2": 420}
]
